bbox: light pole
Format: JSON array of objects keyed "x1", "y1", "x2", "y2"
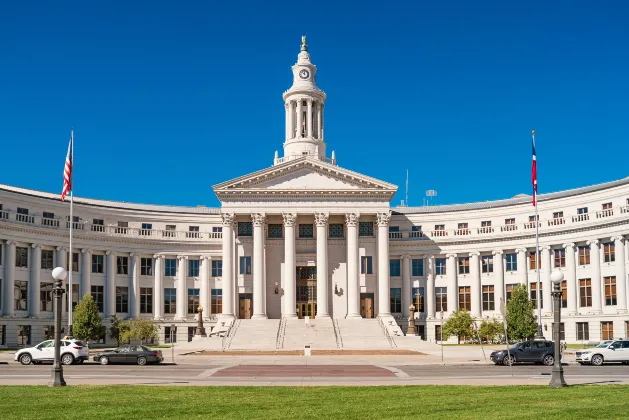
[
  {"x1": 195, "y1": 305, "x2": 206, "y2": 337},
  {"x1": 549, "y1": 270, "x2": 567, "y2": 387},
  {"x1": 49, "y1": 267, "x2": 67, "y2": 387}
]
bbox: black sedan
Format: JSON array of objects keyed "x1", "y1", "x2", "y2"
[
  {"x1": 490, "y1": 340, "x2": 556, "y2": 366},
  {"x1": 93, "y1": 345, "x2": 164, "y2": 365}
]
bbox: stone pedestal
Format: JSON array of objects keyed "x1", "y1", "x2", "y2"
[{"x1": 406, "y1": 305, "x2": 417, "y2": 336}]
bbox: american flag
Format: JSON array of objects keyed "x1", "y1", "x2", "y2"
[
  {"x1": 531, "y1": 130, "x2": 537, "y2": 206},
  {"x1": 61, "y1": 131, "x2": 73, "y2": 202}
]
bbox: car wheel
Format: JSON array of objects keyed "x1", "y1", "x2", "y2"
[
  {"x1": 591, "y1": 354, "x2": 604, "y2": 366},
  {"x1": 137, "y1": 357, "x2": 147, "y2": 366},
  {"x1": 99, "y1": 356, "x2": 109, "y2": 365},
  {"x1": 543, "y1": 354, "x2": 554, "y2": 366},
  {"x1": 19, "y1": 354, "x2": 32, "y2": 365},
  {"x1": 503, "y1": 355, "x2": 515, "y2": 366},
  {"x1": 61, "y1": 353, "x2": 75, "y2": 365}
]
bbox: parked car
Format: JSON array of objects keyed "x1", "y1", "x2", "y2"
[
  {"x1": 576, "y1": 339, "x2": 629, "y2": 366},
  {"x1": 93, "y1": 344, "x2": 163, "y2": 365},
  {"x1": 490, "y1": 340, "x2": 556, "y2": 366},
  {"x1": 14, "y1": 339, "x2": 89, "y2": 365}
]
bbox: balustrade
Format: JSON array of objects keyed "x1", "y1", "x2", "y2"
[
  {"x1": 597, "y1": 209, "x2": 614, "y2": 218},
  {"x1": 41, "y1": 217, "x2": 60, "y2": 228}
]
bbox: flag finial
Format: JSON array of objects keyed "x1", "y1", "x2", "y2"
[{"x1": 532, "y1": 130, "x2": 535, "y2": 135}]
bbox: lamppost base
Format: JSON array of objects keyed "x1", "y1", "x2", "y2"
[
  {"x1": 534, "y1": 325, "x2": 545, "y2": 340},
  {"x1": 549, "y1": 370, "x2": 568, "y2": 388},
  {"x1": 48, "y1": 368, "x2": 66, "y2": 387}
]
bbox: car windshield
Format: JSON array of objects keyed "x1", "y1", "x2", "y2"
[
  {"x1": 73, "y1": 341, "x2": 85, "y2": 347},
  {"x1": 595, "y1": 341, "x2": 613, "y2": 348}
]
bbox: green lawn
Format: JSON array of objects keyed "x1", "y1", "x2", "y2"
[{"x1": 1, "y1": 386, "x2": 628, "y2": 419}]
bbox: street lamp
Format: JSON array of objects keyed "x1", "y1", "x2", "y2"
[
  {"x1": 49, "y1": 267, "x2": 67, "y2": 387},
  {"x1": 195, "y1": 305, "x2": 206, "y2": 337},
  {"x1": 407, "y1": 304, "x2": 416, "y2": 335},
  {"x1": 549, "y1": 270, "x2": 567, "y2": 387}
]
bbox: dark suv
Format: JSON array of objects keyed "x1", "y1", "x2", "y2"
[{"x1": 490, "y1": 340, "x2": 556, "y2": 366}]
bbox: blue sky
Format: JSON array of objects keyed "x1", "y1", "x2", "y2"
[{"x1": 1, "y1": 0, "x2": 627, "y2": 208}]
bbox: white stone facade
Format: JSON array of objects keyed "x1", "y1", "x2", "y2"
[{"x1": 1, "y1": 39, "x2": 628, "y2": 346}]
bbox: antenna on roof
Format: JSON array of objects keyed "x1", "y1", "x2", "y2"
[
  {"x1": 405, "y1": 169, "x2": 409, "y2": 208},
  {"x1": 426, "y1": 189, "x2": 437, "y2": 206}
]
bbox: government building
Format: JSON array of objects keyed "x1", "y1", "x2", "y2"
[{"x1": 1, "y1": 38, "x2": 628, "y2": 349}]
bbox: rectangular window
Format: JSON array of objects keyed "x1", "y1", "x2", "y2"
[
  {"x1": 42, "y1": 211, "x2": 54, "y2": 219},
  {"x1": 458, "y1": 286, "x2": 471, "y2": 311},
  {"x1": 553, "y1": 211, "x2": 564, "y2": 219},
  {"x1": 361, "y1": 256, "x2": 373, "y2": 275},
  {"x1": 14, "y1": 281, "x2": 27, "y2": 311},
  {"x1": 436, "y1": 287, "x2": 447, "y2": 312},
  {"x1": 602, "y1": 202, "x2": 612, "y2": 210},
  {"x1": 389, "y1": 288, "x2": 402, "y2": 313},
  {"x1": 481, "y1": 255, "x2": 493, "y2": 273},
  {"x1": 164, "y1": 288, "x2": 176, "y2": 314},
  {"x1": 116, "y1": 256, "x2": 128, "y2": 275},
  {"x1": 140, "y1": 287, "x2": 153, "y2": 314},
  {"x1": 18, "y1": 325, "x2": 31, "y2": 346},
  {"x1": 577, "y1": 207, "x2": 588, "y2": 214},
  {"x1": 389, "y1": 259, "x2": 401, "y2": 277},
  {"x1": 15, "y1": 247, "x2": 28, "y2": 268},
  {"x1": 211, "y1": 259, "x2": 222, "y2": 277},
  {"x1": 92, "y1": 219, "x2": 105, "y2": 232},
  {"x1": 298, "y1": 224, "x2": 314, "y2": 238},
  {"x1": 601, "y1": 321, "x2": 614, "y2": 340},
  {"x1": 554, "y1": 249, "x2": 566, "y2": 268},
  {"x1": 41, "y1": 250, "x2": 54, "y2": 270},
  {"x1": 576, "y1": 322, "x2": 589, "y2": 341},
  {"x1": 17, "y1": 207, "x2": 28, "y2": 215},
  {"x1": 359, "y1": 221, "x2": 374, "y2": 237},
  {"x1": 505, "y1": 253, "x2": 517, "y2": 272},
  {"x1": 239, "y1": 256, "x2": 252, "y2": 275},
  {"x1": 578, "y1": 246, "x2": 590, "y2": 265},
  {"x1": 329, "y1": 223, "x2": 344, "y2": 238},
  {"x1": 212, "y1": 226, "x2": 222, "y2": 233},
  {"x1": 529, "y1": 251, "x2": 539, "y2": 270},
  {"x1": 188, "y1": 259, "x2": 200, "y2": 277},
  {"x1": 238, "y1": 222, "x2": 252, "y2": 237},
  {"x1": 66, "y1": 284, "x2": 78, "y2": 312},
  {"x1": 165, "y1": 258, "x2": 176, "y2": 277},
  {"x1": 267, "y1": 224, "x2": 283, "y2": 239},
  {"x1": 165, "y1": 326, "x2": 177, "y2": 344},
  {"x1": 141, "y1": 257, "x2": 153, "y2": 276},
  {"x1": 579, "y1": 279, "x2": 592, "y2": 307},
  {"x1": 116, "y1": 287, "x2": 129, "y2": 313},
  {"x1": 505, "y1": 218, "x2": 515, "y2": 225},
  {"x1": 40, "y1": 283, "x2": 53, "y2": 312},
  {"x1": 211, "y1": 289, "x2": 223, "y2": 314},
  {"x1": 388, "y1": 226, "x2": 400, "y2": 232},
  {"x1": 412, "y1": 287, "x2": 425, "y2": 312},
  {"x1": 91, "y1": 285, "x2": 104, "y2": 312},
  {"x1": 604, "y1": 276, "x2": 617, "y2": 306},
  {"x1": 603, "y1": 243, "x2": 615, "y2": 263},
  {"x1": 188, "y1": 288, "x2": 200, "y2": 314},
  {"x1": 481, "y1": 220, "x2": 491, "y2": 227},
  {"x1": 141, "y1": 223, "x2": 152, "y2": 235},
  {"x1": 412, "y1": 225, "x2": 422, "y2": 232},
  {"x1": 457, "y1": 223, "x2": 469, "y2": 235},
  {"x1": 482, "y1": 285, "x2": 495, "y2": 311},
  {"x1": 92, "y1": 254, "x2": 104, "y2": 273},
  {"x1": 561, "y1": 280, "x2": 567, "y2": 309},
  {"x1": 458, "y1": 257, "x2": 470, "y2": 274},
  {"x1": 435, "y1": 258, "x2": 446, "y2": 275},
  {"x1": 530, "y1": 283, "x2": 543, "y2": 308},
  {"x1": 506, "y1": 284, "x2": 517, "y2": 301},
  {"x1": 411, "y1": 258, "x2": 424, "y2": 276}
]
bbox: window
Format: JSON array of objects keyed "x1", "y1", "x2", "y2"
[
  {"x1": 389, "y1": 259, "x2": 401, "y2": 277},
  {"x1": 239, "y1": 256, "x2": 252, "y2": 275},
  {"x1": 211, "y1": 259, "x2": 222, "y2": 277},
  {"x1": 412, "y1": 287, "x2": 425, "y2": 312},
  {"x1": 482, "y1": 285, "x2": 495, "y2": 311},
  {"x1": 238, "y1": 222, "x2": 252, "y2": 237},
  {"x1": 140, "y1": 287, "x2": 153, "y2": 313},
  {"x1": 299, "y1": 224, "x2": 313, "y2": 238},
  {"x1": 561, "y1": 280, "x2": 567, "y2": 309},
  {"x1": 457, "y1": 223, "x2": 469, "y2": 235},
  {"x1": 41, "y1": 250, "x2": 54, "y2": 270},
  {"x1": 188, "y1": 288, "x2": 200, "y2": 314},
  {"x1": 434, "y1": 224, "x2": 445, "y2": 231},
  {"x1": 579, "y1": 279, "x2": 592, "y2": 307},
  {"x1": 459, "y1": 286, "x2": 471, "y2": 310},
  {"x1": 141, "y1": 258, "x2": 153, "y2": 276},
  {"x1": 359, "y1": 221, "x2": 374, "y2": 237},
  {"x1": 506, "y1": 284, "x2": 517, "y2": 301},
  {"x1": 165, "y1": 326, "x2": 177, "y2": 344},
  {"x1": 530, "y1": 283, "x2": 542, "y2": 308},
  {"x1": 14, "y1": 281, "x2": 27, "y2": 311},
  {"x1": 18, "y1": 325, "x2": 31, "y2": 346},
  {"x1": 558, "y1": 323, "x2": 566, "y2": 341},
  {"x1": 40, "y1": 283, "x2": 53, "y2": 312},
  {"x1": 435, "y1": 325, "x2": 442, "y2": 342},
  {"x1": 91, "y1": 285, "x2": 104, "y2": 312},
  {"x1": 390, "y1": 288, "x2": 402, "y2": 313},
  {"x1": 92, "y1": 254, "x2": 104, "y2": 273},
  {"x1": 601, "y1": 321, "x2": 614, "y2": 340},
  {"x1": 576, "y1": 322, "x2": 589, "y2": 341},
  {"x1": 505, "y1": 218, "x2": 515, "y2": 225},
  {"x1": 389, "y1": 226, "x2": 400, "y2": 233},
  {"x1": 458, "y1": 257, "x2": 470, "y2": 274},
  {"x1": 164, "y1": 288, "x2": 176, "y2": 314},
  {"x1": 42, "y1": 211, "x2": 54, "y2": 219},
  {"x1": 212, "y1": 226, "x2": 222, "y2": 233},
  {"x1": 141, "y1": 223, "x2": 152, "y2": 235},
  {"x1": 116, "y1": 287, "x2": 129, "y2": 313},
  {"x1": 92, "y1": 219, "x2": 105, "y2": 232},
  {"x1": 603, "y1": 243, "x2": 615, "y2": 263},
  {"x1": 211, "y1": 289, "x2": 222, "y2": 314},
  {"x1": 602, "y1": 202, "x2": 612, "y2": 210},
  {"x1": 165, "y1": 259, "x2": 176, "y2": 277},
  {"x1": 481, "y1": 220, "x2": 491, "y2": 227},
  {"x1": 578, "y1": 246, "x2": 590, "y2": 265},
  {"x1": 554, "y1": 249, "x2": 566, "y2": 268},
  {"x1": 116, "y1": 256, "x2": 128, "y2": 275},
  {"x1": 436, "y1": 287, "x2": 447, "y2": 312},
  {"x1": 329, "y1": 223, "x2": 344, "y2": 238},
  {"x1": 268, "y1": 224, "x2": 283, "y2": 239},
  {"x1": 66, "y1": 284, "x2": 78, "y2": 312},
  {"x1": 411, "y1": 225, "x2": 422, "y2": 232},
  {"x1": 481, "y1": 255, "x2": 493, "y2": 273},
  {"x1": 529, "y1": 251, "x2": 539, "y2": 270},
  {"x1": 188, "y1": 260, "x2": 199, "y2": 277},
  {"x1": 626, "y1": 321, "x2": 629, "y2": 340},
  {"x1": 505, "y1": 253, "x2": 517, "y2": 272},
  {"x1": 529, "y1": 215, "x2": 539, "y2": 224},
  {"x1": 188, "y1": 226, "x2": 200, "y2": 238},
  {"x1": 361, "y1": 256, "x2": 373, "y2": 275},
  {"x1": 553, "y1": 211, "x2": 564, "y2": 219},
  {"x1": 435, "y1": 258, "x2": 446, "y2": 275},
  {"x1": 411, "y1": 258, "x2": 424, "y2": 276},
  {"x1": 15, "y1": 247, "x2": 28, "y2": 268},
  {"x1": 604, "y1": 276, "x2": 617, "y2": 306},
  {"x1": 66, "y1": 252, "x2": 79, "y2": 272}
]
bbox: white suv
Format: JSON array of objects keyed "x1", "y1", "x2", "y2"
[
  {"x1": 14, "y1": 339, "x2": 89, "y2": 365},
  {"x1": 576, "y1": 339, "x2": 629, "y2": 366}
]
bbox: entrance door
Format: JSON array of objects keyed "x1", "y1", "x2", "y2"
[
  {"x1": 239, "y1": 293, "x2": 253, "y2": 319},
  {"x1": 296, "y1": 266, "x2": 317, "y2": 319},
  {"x1": 360, "y1": 293, "x2": 374, "y2": 318}
]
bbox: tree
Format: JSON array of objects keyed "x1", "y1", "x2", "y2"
[
  {"x1": 120, "y1": 319, "x2": 159, "y2": 345},
  {"x1": 442, "y1": 309, "x2": 473, "y2": 343},
  {"x1": 506, "y1": 283, "x2": 538, "y2": 342},
  {"x1": 72, "y1": 294, "x2": 103, "y2": 343},
  {"x1": 108, "y1": 314, "x2": 128, "y2": 346},
  {"x1": 478, "y1": 318, "x2": 504, "y2": 343}
]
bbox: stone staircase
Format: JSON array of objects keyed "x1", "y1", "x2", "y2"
[
  {"x1": 335, "y1": 318, "x2": 393, "y2": 349},
  {"x1": 280, "y1": 318, "x2": 339, "y2": 350},
  {"x1": 226, "y1": 319, "x2": 280, "y2": 350}
]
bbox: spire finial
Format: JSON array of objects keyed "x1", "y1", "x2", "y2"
[{"x1": 301, "y1": 35, "x2": 308, "y2": 52}]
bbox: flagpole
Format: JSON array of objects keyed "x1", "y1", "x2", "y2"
[
  {"x1": 68, "y1": 130, "x2": 74, "y2": 335},
  {"x1": 533, "y1": 130, "x2": 543, "y2": 339}
]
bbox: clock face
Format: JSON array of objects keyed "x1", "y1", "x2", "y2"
[{"x1": 299, "y1": 69, "x2": 310, "y2": 79}]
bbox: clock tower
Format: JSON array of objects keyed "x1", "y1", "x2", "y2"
[{"x1": 278, "y1": 36, "x2": 329, "y2": 165}]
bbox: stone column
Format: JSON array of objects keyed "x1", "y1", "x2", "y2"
[
  {"x1": 563, "y1": 243, "x2": 578, "y2": 315},
  {"x1": 283, "y1": 212, "x2": 297, "y2": 318},
  {"x1": 315, "y1": 212, "x2": 330, "y2": 318},
  {"x1": 251, "y1": 213, "x2": 267, "y2": 319},
  {"x1": 588, "y1": 240, "x2": 602, "y2": 314},
  {"x1": 30, "y1": 244, "x2": 41, "y2": 318},
  {"x1": 199, "y1": 255, "x2": 210, "y2": 318},
  {"x1": 470, "y1": 251, "x2": 481, "y2": 317},
  {"x1": 426, "y1": 255, "x2": 435, "y2": 319},
  {"x1": 345, "y1": 213, "x2": 361, "y2": 318},
  {"x1": 612, "y1": 236, "x2": 627, "y2": 313},
  {"x1": 176, "y1": 255, "x2": 187, "y2": 319},
  {"x1": 106, "y1": 251, "x2": 116, "y2": 317},
  {"x1": 285, "y1": 102, "x2": 291, "y2": 140},
  {"x1": 402, "y1": 255, "x2": 411, "y2": 318},
  {"x1": 296, "y1": 100, "x2": 303, "y2": 138},
  {"x1": 446, "y1": 253, "x2": 457, "y2": 314},
  {"x1": 541, "y1": 246, "x2": 552, "y2": 314},
  {"x1": 493, "y1": 250, "x2": 505, "y2": 309},
  {"x1": 307, "y1": 99, "x2": 313, "y2": 138},
  {"x1": 320, "y1": 104, "x2": 324, "y2": 140},
  {"x1": 129, "y1": 253, "x2": 140, "y2": 318},
  {"x1": 377, "y1": 212, "x2": 391, "y2": 317},
  {"x1": 516, "y1": 248, "x2": 528, "y2": 286},
  {"x1": 317, "y1": 102, "x2": 322, "y2": 139},
  {"x1": 220, "y1": 213, "x2": 235, "y2": 319},
  {"x1": 153, "y1": 255, "x2": 164, "y2": 319},
  {"x1": 3, "y1": 240, "x2": 16, "y2": 317},
  {"x1": 80, "y1": 248, "x2": 91, "y2": 299}
]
